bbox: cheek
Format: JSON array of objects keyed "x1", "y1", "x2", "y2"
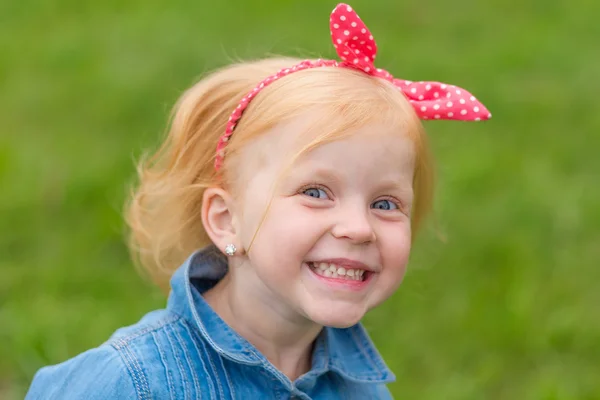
[
  {"x1": 380, "y1": 222, "x2": 412, "y2": 278},
  {"x1": 268, "y1": 204, "x2": 324, "y2": 250},
  {"x1": 236, "y1": 189, "x2": 273, "y2": 248},
  {"x1": 367, "y1": 223, "x2": 412, "y2": 309},
  {"x1": 244, "y1": 200, "x2": 327, "y2": 264}
]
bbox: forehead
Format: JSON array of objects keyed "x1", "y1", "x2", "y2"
[
  {"x1": 238, "y1": 110, "x2": 416, "y2": 186},
  {"x1": 297, "y1": 126, "x2": 415, "y2": 171}
]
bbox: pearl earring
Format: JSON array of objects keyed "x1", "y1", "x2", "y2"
[{"x1": 224, "y1": 244, "x2": 237, "y2": 256}]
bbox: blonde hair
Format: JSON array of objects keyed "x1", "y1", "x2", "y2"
[{"x1": 126, "y1": 57, "x2": 435, "y2": 291}]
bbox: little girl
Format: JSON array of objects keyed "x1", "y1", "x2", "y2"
[{"x1": 26, "y1": 3, "x2": 490, "y2": 399}]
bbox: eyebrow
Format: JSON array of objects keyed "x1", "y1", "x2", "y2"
[
  {"x1": 287, "y1": 164, "x2": 412, "y2": 193},
  {"x1": 283, "y1": 163, "x2": 345, "y2": 183},
  {"x1": 305, "y1": 166, "x2": 345, "y2": 182},
  {"x1": 376, "y1": 178, "x2": 414, "y2": 201},
  {"x1": 376, "y1": 178, "x2": 412, "y2": 190}
]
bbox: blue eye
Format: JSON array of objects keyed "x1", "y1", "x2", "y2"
[
  {"x1": 303, "y1": 187, "x2": 329, "y2": 199},
  {"x1": 372, "y1": 199, "x2": 398, "y2": 210}
]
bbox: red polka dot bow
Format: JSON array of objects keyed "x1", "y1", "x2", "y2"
[
  {"x1": 215, "y1": 3, "x2": 491, "y2": 170},
  {"x1": 329, "y1": 3, "x2": 491, "y2": 121}
]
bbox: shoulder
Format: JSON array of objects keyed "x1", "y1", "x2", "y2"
[
  {"x1": 26, "y1": 309, "x2": 197, "y2": 400},
  {"x1": 26, "y1": 343, "x2": 137, "y2": 400}
]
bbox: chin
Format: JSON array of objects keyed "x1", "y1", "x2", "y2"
[{"x1": 306, "y1": 306, "x2": 366, "y2": 329}]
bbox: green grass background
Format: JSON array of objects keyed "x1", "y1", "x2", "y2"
[{"x1": 1, "y1": 0, "x2": 599, "y2": 398}]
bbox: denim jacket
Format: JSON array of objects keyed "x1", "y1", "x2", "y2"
[{"x1": 26, "y1": 246, "x2": 395, "y2": 399}]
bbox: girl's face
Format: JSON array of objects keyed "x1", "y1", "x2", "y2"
[{"x1": 234, "y1": 114, "x2": 416, "y2": 328}]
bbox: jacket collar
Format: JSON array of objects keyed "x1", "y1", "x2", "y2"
[{"x1": 167, "y1": 245, "x2": 395, "y2": 383}]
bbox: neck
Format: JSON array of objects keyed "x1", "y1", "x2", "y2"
[{"x1": 203, "y1": 271, "x2": 322, "y2": 381}]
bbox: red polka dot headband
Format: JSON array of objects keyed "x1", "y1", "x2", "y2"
[{"x1": 215, "y1": 2, "x2": 491, "y2": 170}]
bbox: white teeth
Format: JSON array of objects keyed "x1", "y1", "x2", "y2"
[{"x1": 309, "y1": 262, "x2": 367, "y2": 281}]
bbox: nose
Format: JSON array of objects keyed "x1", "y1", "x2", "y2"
[{"x1": 330, "y1": 202, "x2": 376, "y2": 244}]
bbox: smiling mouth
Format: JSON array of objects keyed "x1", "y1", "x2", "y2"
[{"x1": 307, "y1": 262, "x2": 369, "y2": 282}]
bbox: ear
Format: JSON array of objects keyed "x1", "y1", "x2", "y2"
[{"x1": 201, "y1": 187, "x2": 244, "y2": 256}]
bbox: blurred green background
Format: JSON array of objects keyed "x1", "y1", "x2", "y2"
[{"x1": 1, "y1": 0, "x2": 599, "y2": 398}]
